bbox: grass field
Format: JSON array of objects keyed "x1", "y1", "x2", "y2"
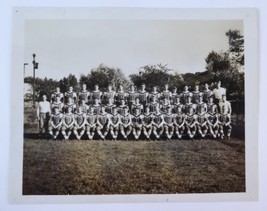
[{"x1": 23, "y1": 106, "x2": 245, "y2": 195}]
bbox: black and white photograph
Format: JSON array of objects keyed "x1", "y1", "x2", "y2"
[{"x1": 9, "y1": 7, "x2": 259, "y2": 203}]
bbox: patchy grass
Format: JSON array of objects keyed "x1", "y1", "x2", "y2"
[{"x1": 23, "y1": 138, "x2": 245, "y2": 195}]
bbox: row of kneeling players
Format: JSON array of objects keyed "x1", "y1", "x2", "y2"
[{"x1": 47, "y1": 105, "x2": 231, "y2": 141}]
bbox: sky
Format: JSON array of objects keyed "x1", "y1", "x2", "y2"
[{"x1": 24, "y1": 20, "x2": 243, "y2": 80}]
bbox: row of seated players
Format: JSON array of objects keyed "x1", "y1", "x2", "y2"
[
  {"x1": 51, "y1": 82, "x2": 225, "y2": 107},
  {"x1": 48, "y1": 97, "x2": 231, "y2": 141}
]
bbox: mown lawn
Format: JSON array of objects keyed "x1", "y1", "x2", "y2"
[{"x1": 23, "y1": 138, "x2": 245, "y2": 195}]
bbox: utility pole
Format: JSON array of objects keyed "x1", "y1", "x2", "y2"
[
  {"x1": 32, "y1": 54, "x2": 38, "y2": 108},
  {"x1": 23, "y1": 63, "x2": 28, "y2": 78}
]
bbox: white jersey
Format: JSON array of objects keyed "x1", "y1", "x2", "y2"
[
  {"x1": 37, "y1": 101, "x2": 51, "y2": 114},
  {"x1": 213, "y1": 87, "x2": 226, "y2": 100}
]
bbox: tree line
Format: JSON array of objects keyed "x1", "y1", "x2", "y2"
[{"x1": 24, "y1": 29, "x2": 244, "y2": 102}]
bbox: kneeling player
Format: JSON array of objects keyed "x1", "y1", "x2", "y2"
[
  {"x1": 142, "y1": 107, "x2": 153, "y2": 140},
  {"x1": 174, "y1": 106, "x2": 185, "y2": 139},
  {"x1": 48, "y1": 107, "x2": 63, "y2": 139},
  {"x1": 152, "y1": 106, "x2": 164, "y2": 140},
  {"x1": 163, "y1": 107, "x2": 175, "y2": 140},
  {"x1": 131, "y1": 108, "x2": 143, "y2": 140},
  {"x1": 97, "y1": 107, "x2": 110, "y2": 140},
  {"x1": 62, "y1": 107, "x2": 75, "y2": 140},
  {"x1": 86, "y1": 107, "x2": 97, "y2": 140},
  {"x1": 196, "y1": 106, "x2": 209, "y2": 138},
  {"x1": 218, "y1": 107, "x2": 232, "y2": 140},
  {"x1": 185, "y1": 107, "x2": 197, "y2": 139},
  {"x1": 109, "y1": 108, "x2": 120, "y2": 140},
  {"x1": 119, "y1": 107, "x2": 132, "y2": 140},
  {"x1": 73, "y1": 107, "x2": 86, "y2": 140},
  {"x1": 207, "y1": 103, "x2": 219, "y2": 138}
]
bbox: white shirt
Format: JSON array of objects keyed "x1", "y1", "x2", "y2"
[
  {"x1": 213, "y1": 87, "x2": 226, "y2": 100},
  {"x1": 37, "y1": 101, "x2": 51, "y2": 114}
]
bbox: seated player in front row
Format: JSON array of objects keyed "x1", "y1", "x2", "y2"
[
  {"x1": 109, "y1": 108, "x2": 120, "y2": 140},
  {"x1": 86, "y1": 107, "x2": 97, "y2": 140},
  {"x1": 119, "y1": 107, "x2": 132, "y2": 140},
  {"x1": 142, "y1": 107, "x2": 153, "y2": 140},
  {"x1": 96, "y1": 107, "x2": 110, "y2": 140},
  {"x1": 61, "y1": 106, "x2": 75, "y2": 140},
  {"x1": 196, "y1": 106, "x2": 209, "y2": 138},
  {"x1": 185, "y1": 107, "x2": 197, "y2": 140},
  {"x1": 48, "y1": 107, "x2": 63, "y2": 139},
  {"x1": 174, "y1": 106, "x2": 185, "y2": 139},
  {"x1": 163, "y1": 107, "x2": 175, "y2": 140},
  {"x1": 152, "y1": 106, "x2": 164, "y2": 140},
  {"x1": 131, "y1": 107, "x2": 143, "y2": 140},
  {"x1": 73, "y1": 106, "x2": 86, "y2": 140}
]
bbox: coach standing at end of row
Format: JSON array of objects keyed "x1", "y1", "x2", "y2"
[
  {"x1": 213, "y1": 81, "x2": 226, "y2": 104},
  {"x1": 37, "y1": 94, "x2": 51, "y2": 134}
]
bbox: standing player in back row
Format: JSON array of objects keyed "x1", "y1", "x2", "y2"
[
  {"x1": 78, "y1": 84, "x2": 90, "y2": 104},
  {"x1": 102, "y1": 84, "x2": 115, "y2": 105},
  {"x1": 91, "y1": 84, "x2": 102, "y2": 104},
  {"x1": 138, "y1": 83, "x2": 149, "y2": 110},
  {"x1": 127, "y1": 84, "x2": 137, "y2": 113},
  {"x1": 65, "y1": 86, "x2": 77, "y2": 103},
  {"x1": 51, "y1": 87, "x2": 64, "y2": 103}
]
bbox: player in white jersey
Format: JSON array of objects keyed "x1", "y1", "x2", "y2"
[
  {"x1": 149, "y1": 86, "x2": 160, "y2": 103},
  {"x1": 203, "y1": 83, "x2": 213, "y2": 103},
  {"x1": 213, "y1": 81, "x2": 226, "y2": 104},
  {"x1": 127, "y1": 85, "x2": 137, "y2": 112},
  {"x1": 138, "y1": 83, "x2": 149, "y2": 109},
  {"x1": 142, "y1": 107, "x2": 153, "y2": 140},
  {"x1": 91, "y1": 84, "x2": 102, "y2": 104},
  {"x1": 119, "y1": 107, "x2": 132, "y2": 140},
  {"x1": 61, "y1": 106, "x2": 75, "y2": 140},
  {"x1": 116, "y1": 84, "x2": 127, "y2": 106},
  {"x1": 102, "y1": 84, "x2": 115, "y2": 105},
  {"x1": 180, "y1": 85, "x2": 192, "y2": 104},
  {"x1": 192, "y1": 84, "x2": 203, "y2": 104},
  {"x1": 196, "y1": 106, "x2": 209, "y2": 138},
  {"x1": 78, "y1": 84, "x2": 90, "y2": 104},
  {"x1": 105, "y1": 98, "x2": 116, "y2": 114},
  {"x1": 131, "y1": 97, "x2": 143, "y2": 114},
  {"x1": 219, "y1": 95, "x2": 232, "y2": 115},
  {"x1": 206, "y1": 101, "x2": 219, "y2": 139},
  {"x1": 73, "y1": 107, "x2": 86, "y2": 140},
  {"x1": 131, "y1": 107, "x2": 143, "y2": 140},
  {"x1": 86, "y1": 107, "x2": 97, "y2": 140},
  {"x1": 152, "y1": 106, "x2": 164, "y2": 140},
  {"x1": 78, "y1": 99, "x2": 89, "y2": 114},
  {"x1": 48, "y1": 107, "x2": 63, "y2": 139},
  {"x1": 65, "y1": 86, "x2": 77, "y2": 103},
  {"x1": 185, "y1": 107, "x2": 197, "y2": 139},
  {"x1": 174, "y1": 106, "x2": 185, "y2": 139},
  {"x1": 51, "y1": 96, "x2": 64, "y2": 113},
  {"x1": 160, "y1": 98, "x2": 172, "y2": 114},
  {"x1": 96, "y1": 107, "x2": 110, "y2": 140},
  {"x1": 163, "y1": 107, "x2": 175, "y2": 140},
  {"x1": 51, "y1": 87, "x2": 64, "y2": 103},
  {"x1": 147, "y1": 96, "x2": 159, "y2": 114},
  {"x1": 117, "y1": 99, "x2": 129, "y2": 115},
  {"x1": 90, "y1": 99, "x2": 102, "y2": 115},
  {"x1": 37, "y1": 94, "x2": 51, "y2": 134},
  {"x1": 109, "y1": 108, "x2": 121, "y2": 140},
  {"x1": 64, "y1": 97, "x2": 77, "y2": 113},
  {"x1": 218, "y1": 104, "x2": 232, "y2": 140}
]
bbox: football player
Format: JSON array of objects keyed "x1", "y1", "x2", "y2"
[
  {"x1": 218, "y1": 104, "x2": 232, "y2": 140},
  {"x1": 91, "y1": 84, "x2": 102, "y2": 104},
  {"x1": 90, "y1": 99, "x2": 101, "y2": 115},
  {"x1": 119, "y1": 107, "x2": 132, "y2": 140},
  {"x1": 105, "y1": 98, "x2": 116, "y2": 114},
  {"x1": 207, "y1": 97, "x2": 218, "y2": 114},
  {"x1": 118, "y1": 99, "x2": 129, "y2": 115},
  {"x1": 138, "y1": 83, "x2": 149, "y2": 109},
  {"x1": 180, "y1": 85, "x2": 192, "y2": 104},
  {"x1": 78, "y1": 84, "x2": 90, "y2": 104},
  {"x1": 149, "y1": 86, "x2": 160, "y2": 103},
  {"x1": 96, "y1": 107, "x2": 110, "y2": 140},
  {"x1": 196, "y1": 95, "x2": 207, "y2": 114},
  {"x1": 48, "y1": 107, "x2": 63, "y2": 139},
  {"x1": 64, "y1": 86, "x2": 77, "y2": 103},
  {"x1": 172, "y1": 97, "x2": 183, "y2": 114},
  {"x1": 131, "y1": 107, "x2": 143, "y2": 140},
  {"x1": 102, "y1": 84, "x2": 115, "y2": 105},
  {"x1": 147, "y1": 96, "x2": 159, "y2": 114},
  {"x1": 116, "y1": 84, "x2": 126, "y2": 106},
  {"x1": 174, "y1": 106, "x2": 185, "y2": 139},
  {"x1": 51, "y1": 87, "x2": 64, "y2": 103},
  {"x1": 64, "y1": 97, "x2": 77, "y2": 113},
  {"x1": 51, "y1": 96, "x2": 64, "y2": 113},
  {"x1": 185, "y1": 107, "x2": 197, "y2": 140},
  {"x1": 73, "y1": 106, "x2": 86, "y2": 140},
  {"x1": 152, "y1": 106, "x2": 164, "y2": 140},
  {"x1": 127, "y1": 84, "x2": 137, "y2": 112},
  {"x1": 86, "y1": 107, "x2": 97, "y2": 140},
  {"x1": 219, "y1": 95, "x2": 232, "y2": 115},
  {"x1": 163, "y1": 107, "x2": 175, "y2": 140},
  {"x1": 196, "y1": 106, "x2": 209, "y2": 138},
  {"x1": 203, "y1": 83, "x2": 213, "y2": 103},
  {"x1": 184, "y1": 96, "x2": 196, "y2": 114},
  {"x1": 160, "y1": 98, "x2": 172, "y2": 114},
  {"x1": 171, "y1": 87, "x2": 178, "y2": 104},
  {"x1": 78, "y1": 99, "x2": 89, "y2": 114},
  {"x1": 142, "y1": 107, "x2": 153, "y2": 140},
  {"x1": 207, "y1": 102, "x2": 219, "y2": 139},
  {"x1": 131, "y1": 97, "x2": 143, "y2": 114},
  {"x1": 61, "y1": 106, "x2": 75, "y2": 140},
  {"x1": 161, "y1": 84, "x2": 171, "y2": 103},
  {"x1": 109, "y1": 108, "x2": 121, "y2": 140},
  {"x1": 192, "y1": 84, "x2": 203, "y2": 104}
]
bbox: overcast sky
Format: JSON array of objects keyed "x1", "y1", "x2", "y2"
[{"x1": 24, "y1": 20, "x2": 243, "y2": 80}]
